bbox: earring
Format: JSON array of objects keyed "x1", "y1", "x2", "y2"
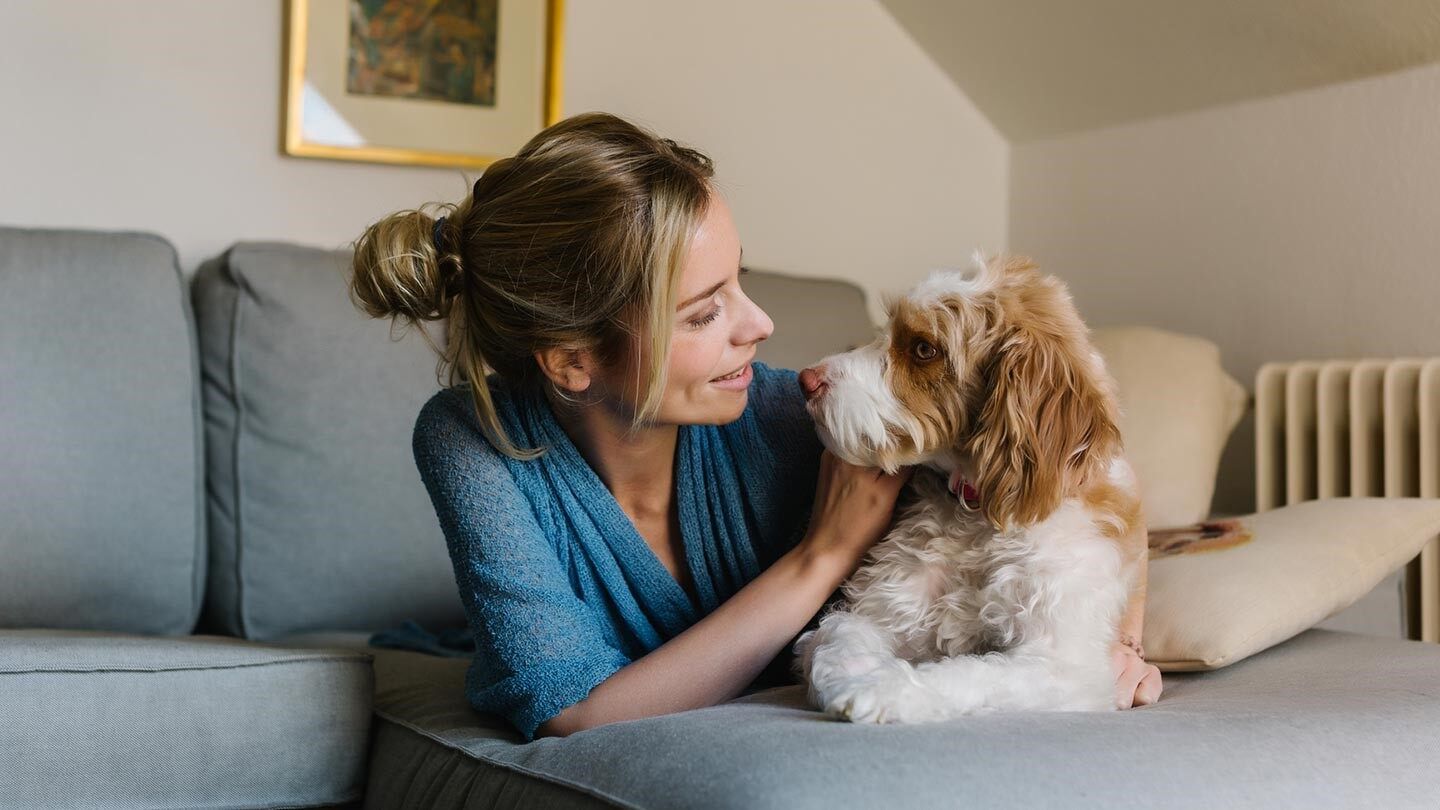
[{"x1": 548, "y1": 377, "x2": 583, "y2": 407}]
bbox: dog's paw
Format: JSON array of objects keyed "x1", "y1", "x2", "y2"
[{"x1": 816, "y1": 658, "x2": 941, "y2": 725}]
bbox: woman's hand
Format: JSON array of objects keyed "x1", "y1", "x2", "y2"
[
  {"x1": 1112, "y1": 640, "x2": 1163, "y2": 708},
  {"x1": 799, "y1": 449, "x2": 914, "y2": 573}
]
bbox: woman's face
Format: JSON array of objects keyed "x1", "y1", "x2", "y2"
[{"x1": 610, "y1": 190, "x2": 775, "y2": 426}]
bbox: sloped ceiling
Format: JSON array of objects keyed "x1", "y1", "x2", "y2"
[{"x1": 878, "y1": 0, "x2": 1440, "y2": 142}]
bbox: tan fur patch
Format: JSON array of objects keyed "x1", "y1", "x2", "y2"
[
  {"x1": 878, "y1": 299, "x2": 967, "y2": 467},
  {"x1": 1081, "y1": 475, "x2": 1144, "y2": 541},
  {"x1": 875, "y1": 254, "x2": 1133, "y2": 535},
  {"x1": 958, "y1": 254, "x2": 1126, "y2": 532}
]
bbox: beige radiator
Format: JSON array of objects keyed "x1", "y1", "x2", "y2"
[{"x1": 1255, "y1": 359, "x2": 1440, "y2": 641}]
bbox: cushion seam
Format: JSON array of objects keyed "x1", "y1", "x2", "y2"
[
  {"x1": 189, "y1": 792, "x2": 364, "y2": 810},
  {"x1": 0, "y1": 653, "x2": 372, "y2": 676},
  {"x1": 177, "y1": 238, "x2": 207, "y2": 635},
  {"x1": 228, "y1": 255, "x2": 250, "y2": 638},
  {"x1": 371, "y1": 709, "x2": 640, "y2": 810}
]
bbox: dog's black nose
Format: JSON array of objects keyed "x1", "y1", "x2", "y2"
[{"x1": 798, "y1": 366, "x2": 829, "y2": 401}]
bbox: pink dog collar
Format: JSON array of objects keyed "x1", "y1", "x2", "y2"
[{"x1": 947, "y1": 469, "x2": 982, "y2": 511}]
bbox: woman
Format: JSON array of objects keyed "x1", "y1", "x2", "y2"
[
  {"x1": 349, "y1": 112, "x2": 912, "y2": 741},
  {"x1": 349, "y1": 112, "x2": 1155, "y2": 742}
]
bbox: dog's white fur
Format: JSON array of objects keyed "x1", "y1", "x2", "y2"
[{"x1": 792, "y1": 251, "x2": 1145, "y2": 724}]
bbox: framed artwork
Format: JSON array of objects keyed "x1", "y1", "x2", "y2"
[{"x1": 283, "y1": 0, "x2": 564, "y2": 169}]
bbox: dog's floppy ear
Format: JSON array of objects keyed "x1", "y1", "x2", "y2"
[{"x1": 964, "y1": 324, "x2": 1122, "y2": 532}]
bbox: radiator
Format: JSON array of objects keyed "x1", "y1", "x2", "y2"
[{"x1": 1255, "y1": 358, "x2": 1440, "y2": 641}]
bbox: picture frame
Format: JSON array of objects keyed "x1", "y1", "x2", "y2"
[{"x1": 282, "y1": 0, "x2": 564, "y2": 169}]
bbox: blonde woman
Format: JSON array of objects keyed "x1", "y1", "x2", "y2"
[{"x1": 349, "y1": 112, "x2": 913, "y2": 741}]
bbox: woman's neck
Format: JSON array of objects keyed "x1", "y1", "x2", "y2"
[{"x1": 542, "y1": 385, "x2": 678, "y2": 519}]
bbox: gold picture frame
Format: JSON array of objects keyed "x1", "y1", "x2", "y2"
[{"x1": 282, "y1": 0, "x2": 564, "y2": 169}]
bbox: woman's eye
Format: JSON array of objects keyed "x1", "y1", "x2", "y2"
[
  {"x1": 686, "y1": 272, "x2": 743, "y2": 329},
  {"x1": 911, "y1": 339, "x2": 937, "y2": 361},
  {"x1": 689, "y1": 305, "x2": 721, "y2": 328}
]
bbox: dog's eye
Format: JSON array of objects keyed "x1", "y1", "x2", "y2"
[{"x1": 911, "y1": 339, "x2": 938, "y2": 362}]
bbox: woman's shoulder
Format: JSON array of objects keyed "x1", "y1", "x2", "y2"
[
  {"x1": 411, "y1": 381, "x2": 551, "y2": 533},
  {"x1": 414, "y1": 385, "x2": 483, "y2": 445},
  {"x1": 412, "y1": 377, "x2": 517, "y2": 469}
]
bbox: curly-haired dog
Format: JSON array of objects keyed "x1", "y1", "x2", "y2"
[{"x1": 792, "y1": 252, "x2": 1145, "y2": 724}]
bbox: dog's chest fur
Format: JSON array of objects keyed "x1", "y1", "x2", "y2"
[{"x1": 839, "y1": 467, "x2": 1122, "y2": 662}]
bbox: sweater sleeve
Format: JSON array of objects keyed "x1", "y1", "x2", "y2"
[{"x1": 411, "y1": 390, "x2": 631, "y2": 742}]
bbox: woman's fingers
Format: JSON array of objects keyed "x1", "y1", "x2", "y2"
[
  {"x1": 1112, "y1": 649, "x2": 1146, "y2": 709},
  {"x1": 1133, "y1": 664, "x2": 1164, "y2": 706}
]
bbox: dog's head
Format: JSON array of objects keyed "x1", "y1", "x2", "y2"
[{"x1": 799, "y1": 252, "x2": 1123, "y2": 532}]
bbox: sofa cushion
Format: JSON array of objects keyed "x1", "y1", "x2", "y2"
[
  {"x1": 1143, "y1": 497, "x2": 1440, "y2": 671},
  {"x1": 192, "y1": 241, "x2": 463, "y2": 640},
  {"x1": 0, "y1": 227, "x2": 204, "y2": 635},
  {"x1": 348, "y1": 629, "x2": 1440, "y2": 809},
  {"x1": 1090, "y1": 325, "x2": 1248, "y2": 529},
  {"x1": 0, "y1": 629, "x2": 373, "y2": 808}
]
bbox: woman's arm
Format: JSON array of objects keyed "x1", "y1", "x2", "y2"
[
  {"x1": 540, "y1": 449, "x2": 914, "y2": 737},
  {"x1": 537, "y1": 533, "x2": 851, "y2": 736},
  {"x1": 416, "y1": 383, "x2": 906, "y2": 739},
  {"x1": 1117, "y1": 523, "x2": 1148, "y2": 647},
  {"x1": 1111, "y1": 513, "x2": 1163, "y2": 708}
]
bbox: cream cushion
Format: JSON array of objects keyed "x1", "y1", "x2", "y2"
[
  {"x1": 1090, "y1": 326, "x2": 1248, "y2": 529},
  {"x1": 1143, "y1": 497, "x2": 1440, "y2": 671}
]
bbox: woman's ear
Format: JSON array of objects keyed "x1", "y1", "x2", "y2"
[
  {"x1": 963, "y1": 327, "x2": 1122, "y2": 532},
  {"x1": 533, "y1": 345, "x2": 594, "y2": 394}
]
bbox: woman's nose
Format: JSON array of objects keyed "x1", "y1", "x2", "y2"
[
  {"x1": 755, "y1": 302, "x2": 775, "y2": 342},
  {"x1": 743, "y1": 295, "x2": 774, "y2": 345}
]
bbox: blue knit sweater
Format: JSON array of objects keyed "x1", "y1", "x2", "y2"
[{"x1": 410, "y1": 361, "x2": 823, "y2": 741}]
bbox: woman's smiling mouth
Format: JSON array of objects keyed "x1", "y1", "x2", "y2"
[{"x1": 710, "y1": 362, "x2": 754, "y2": 389}]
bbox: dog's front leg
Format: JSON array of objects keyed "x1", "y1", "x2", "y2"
[
  {"x1": 908, "y1": 642, "x2": 1115, "y2": 717},
  {"x1": 910, "y1": 554, "x2": 1128, "y2": 717},
  {"x1": 793, "y1": 515, "x2": 960, "y2": 724},
  {"x1": 793, "y1": 608, "x2": 946, "y2": 724}
]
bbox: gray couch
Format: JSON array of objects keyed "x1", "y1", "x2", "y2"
[{"x1": 4, "y1": 225, "x2": 1440, "y2": 810}]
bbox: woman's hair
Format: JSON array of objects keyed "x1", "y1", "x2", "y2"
[{"x1": 348, "y1": 112, "x2": 717, "y2": 461}]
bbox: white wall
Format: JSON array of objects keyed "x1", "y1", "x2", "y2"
[
  {"x1": 0, "y1": 1, "x2": 1007, "y2": 326},
  {"x1": 1011, "y1": 60, "x2": 1440, "y2": 515}
]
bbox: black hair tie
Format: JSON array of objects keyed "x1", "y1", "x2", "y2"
[{"x1": 432, "y1": 216, "x2": 448, "y2": 253}]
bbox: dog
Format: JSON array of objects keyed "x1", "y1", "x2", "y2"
[{"x1": 791, "y1": 251, "x2": 1146, "y2": 724}]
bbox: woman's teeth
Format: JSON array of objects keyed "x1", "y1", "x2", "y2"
[{"x1": 714, "y1": 367, "x2": 745, "y2": 381}]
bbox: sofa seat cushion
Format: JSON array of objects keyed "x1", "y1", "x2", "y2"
[
  {"x1": 347, "y1": 629, "x2": 1440, "y2": 809},
  {"x1": 0, "y1": 629, "x2": 373, "y2": 809}
]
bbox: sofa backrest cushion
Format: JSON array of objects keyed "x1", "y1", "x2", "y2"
[
  {"x1": 0, "y1": 227, "x2": 205, "y2": 634},
  {"x1": 192, "y1": 242, "x2": 461, "y2": 640},
  {"x1": 1090, "y1": 325, "x2": 1248, "y2": 529}
]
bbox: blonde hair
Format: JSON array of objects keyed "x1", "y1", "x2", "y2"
[{"x1": 348, "y1": 112, "x2": 717, "y2": 461}]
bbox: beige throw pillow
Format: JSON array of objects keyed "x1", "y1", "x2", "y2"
[
  {"x1": 1090, "y1": 326, "x2": 1248, "y2": 530},
  {"x1": 1143, "y1": 497, "x2": 1440, "y2": 671}
]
